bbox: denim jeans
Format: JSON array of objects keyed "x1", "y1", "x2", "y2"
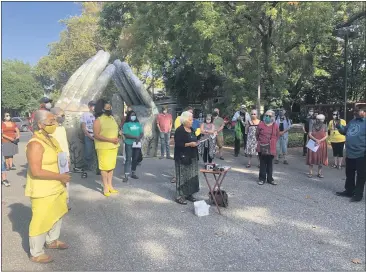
[
  {"x1": 124, "y1": 144, "x2": 140, "y2": 175},
  {"x1": 160, "y1": 132, "x2": 170, "y2": 157},
  {"x1": 276, "y1": 135, "x2": 288, "y2": 156},
  {"x1": 84, "y1": 136, "x2": 95, "y2": 170}
]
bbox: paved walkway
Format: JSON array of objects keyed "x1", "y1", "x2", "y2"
[{"x1": 1, "y1": 133, "x2": 365, "y2": 271}]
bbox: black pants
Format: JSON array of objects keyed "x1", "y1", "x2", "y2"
[
  {"x1": 345, "y1": 156, "x2": 366, "y2": 197},
  {"x1": 234, "y1": 132, "x2": 247, "y2": 156},
  {"x1": 303, "y1": 133, "x2": 308, "y2": 155},
  {"x1": 203, "y1": 147, "x2": 213, "y2": 163},
  {"x1": 259, "y1": 154, "x2": 274, "y2": 182}
]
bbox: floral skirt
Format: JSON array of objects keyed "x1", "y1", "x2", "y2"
[{"x1": 175, "y1": 157, "x2": 199, "y2": 197}]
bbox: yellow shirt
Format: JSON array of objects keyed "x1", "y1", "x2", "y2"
[
  {"x1": 328, "y1": 119, "x2": 346, "y2": 143},
  {"x1": 51, "y1": 126, "x2": 70, "y2": 158},
  {"x1": 25, "y1": 136, "x2": 65, "y2": 198},
  {"x1": 174, "y1": 115, "x2": 201, "y2": 136},
  {"x1": 94, "y1": 114, "x2": 120, "y2": 150}
]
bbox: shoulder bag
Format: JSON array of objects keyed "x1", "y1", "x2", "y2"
[{"x1": 259, "y1": 123, "x2": 274, "y2": 156}]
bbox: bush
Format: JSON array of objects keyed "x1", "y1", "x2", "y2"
[{"x1": 222, "y1": 130, "x2": 303, "y2": 148}]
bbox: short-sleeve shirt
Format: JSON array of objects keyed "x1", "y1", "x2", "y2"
[
  {"x1": 80, "y1": 112, "x2": 95, "y2": 136},
  {"x1": 157, "y1": 113, "x2": 172, "y2": 133},
  {"x1": 123, "y1": 122, "x2": 143, "y2": 145},
  {"x1": 213, "y1": 117, "x2": 225, "y2": 136}
]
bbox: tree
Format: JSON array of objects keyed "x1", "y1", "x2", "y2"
[{"x1": 2, "y1": 60, "x2": 44, "y2": 115}]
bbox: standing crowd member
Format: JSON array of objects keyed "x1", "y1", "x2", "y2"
[
  {"x1": 245, "y1": 109, "x2": 260, "y2": 168},
  {"x1": 157, "y1": 106, "x2": 173, "y2": 159},
  {"x1": 307, "y1": 114, "x2": 328, "y2": 178},
  {"x1": 213, "y1": 108, "x2": 225, "y2": 160},
  {"x1": 336, "y1": 106, "x2": 366, "y2": 202},
  {"x1": 50, "y1": 107, "x2": 71, "y2": 210},
  {"x1": 328, "y1": 111, "x2": 346, "y2": 169},
  {"x1": 233, "y1": 105, "x2": 250, "y2": 157},
  {"x1": 80, "y1": 101, "x2": 100, "y2": 175},
  {"x1": 174, "y1": 111, "x2": 199, "y2": 204},
  {"x1": 2, "y1": 156, "x2": 9, "y2": 187},
  {"x1": 25, "y1": 110, "x2": 70, "y2": 264},
  {"x1": 198, "y1": 114, "x2": 216, "y2": 163},
  {"x1": 123, "y1": 110, "x2": 144, "y2": 182},
  {"x1": 275, "y1": 109, "x2": 292, "y2": 165},
  {"x1": 302, "y1": 108, "x2": 314, "y2": 156},
  {"x1": 30, "y1": 97, "x2": 53, "y2": 132},
  {"x1": 93, "y1": 99, "x2": 119, "y2": 197},
  {"x1": 2, "y1": 112, "x2": 20, "y2": 170},
  {"x1": 256, "y1": 110, "x2": 280, "y2": 185}
]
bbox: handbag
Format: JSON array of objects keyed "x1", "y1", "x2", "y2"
[
  {"x1": 259, "y1": 124, "x2": 274, "y2": 155},
  {"x1": 209, "y1": 190, "x2": 228, "y2": 207}
]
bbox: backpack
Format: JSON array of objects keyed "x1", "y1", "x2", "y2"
[{"x1": 209, "y1": 190, "x2": 228, "y2": 207}]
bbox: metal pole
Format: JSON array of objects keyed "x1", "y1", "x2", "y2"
[
  {"x1": 257, "y1": 45, "x2": 261, "y2": 113},
  {"x1": 344, "y1": 33, "x2": 348, "y2": 121}
]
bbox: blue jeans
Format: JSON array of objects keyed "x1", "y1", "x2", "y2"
[
  {"x1": 160, "y1": 132, "x2": 170, "y2": 157},
  {"x1": 276, "y1": 135, "x2": 288, "y2": 157},
  {"x1": 84, "y1": 136, "x2": 96, "y2": 170},
  {"x1": 124, "y1": 144, "x2": 140, "y2": 175}
]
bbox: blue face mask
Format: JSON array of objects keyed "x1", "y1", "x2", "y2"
[
  {"x1": 131, "y1": 116, "x2": 136, "y2": 121},
  {"x1": 264, "y1": 116, "x2": 271, "y2": 124}
]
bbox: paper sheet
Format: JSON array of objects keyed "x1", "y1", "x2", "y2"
[
  {"x1": 58, "y1": 152, "x2": 69, "y2": 174},
  {"x1": 306, "y1": 139, "x2": 320, "y2": 153},
  {"x1": 132, "y1": 141, "x2": 142, "y2": 148}
]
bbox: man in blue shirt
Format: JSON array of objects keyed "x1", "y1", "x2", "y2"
[{"x1": 336, "y1": 106, "x2": 366, "y2": 202}]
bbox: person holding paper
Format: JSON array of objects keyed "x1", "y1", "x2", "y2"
[
  {"x1": 306, "y1": 114, "x2": 328, "y2": 178},
  {"x1": 174, "y1": 111, "x2": 199, "y2": 205},
  {"x1": 93, "y1": 99, "x2": 120, "y2": 197},
  {"x1": 50, "y1": 107, "x2": 71, "y2": 210},
  {"x1": 123, "y1": 110, "x2": 144, "y2": 182},
  {"x1": 198, "y1": 114, "x2": 216, "y2": 163},
  {"x1": 25, "y1": 110, "x2": 71, "y2": 263}
]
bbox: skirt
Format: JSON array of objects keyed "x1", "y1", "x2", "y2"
[
  {"x1": 2, "y1": 142, "x2": 18, "y2": 157},
  {"x1": 175, "y1": 157, "x2": 200, "y2": 197},
  {"x1": 97, "y1": 148, "x2": 118, "y2": 171},
  {"x1": 29, "y1": 190, "x2": 68, "y2": 237}
]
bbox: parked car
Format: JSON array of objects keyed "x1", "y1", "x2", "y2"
[{"x1": 11, "y1": 117, "x2": 30, "y2": 132}]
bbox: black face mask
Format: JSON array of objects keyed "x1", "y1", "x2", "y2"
[{"x1": 103, "y1": 110, "x2": 112, "y2": 116}]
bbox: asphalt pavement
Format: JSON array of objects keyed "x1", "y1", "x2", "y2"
[{"x1": 1, "y1": 133, "x2": 365, "y2": 271}]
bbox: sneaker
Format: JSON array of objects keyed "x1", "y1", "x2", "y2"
[
  {"x1": 73, "y1": 167, "x2": 84, "y2": 173},
  {"x1": 131, "y1": 174, "x2": 139, "y2": 179},
  {"x1": 257, "y1": 180, "x2": 265, "y2": 185},
  {"x1": 283, "y1": 160, "x2": 289, "y2": 165},
  {"x1": 167, "y1": 156, "x2": 173, "y2": 160},
  {"x1": 2, "y1": 180, "x2": 10, "y2": 187},
  {"x1": 123, "y1": 175, "x2": 129, "y2": 183},
  {"x1": 335, "y1": 191, "x2": 353, "y2": 198},
  {"x1": 219, "y1": 157, "x2": 224, "y2": 160},
  {"x1": 159, "y1": 156, "x2": 164, "y2": 160}
]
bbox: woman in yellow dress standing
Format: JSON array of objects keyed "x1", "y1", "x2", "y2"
[
  {"x1": 93, "y1": 99, "x2": 120, "y2": 196},
  {"x1": 25, "y1": 110, "x2": 71, "y2": 263}
]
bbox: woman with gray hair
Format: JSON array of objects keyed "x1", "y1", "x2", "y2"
[
  {"x1": 25, "y1": 110, "x2": 70, "y2": 263},
  {"x1": 256, "y1": 110, "x2": 280, "y2": 185},
  {"x1": 307, "y1": 113, "x2": 328, "y2": 178},
  {"x1": 173, "y1": 111, "x2": 199, "y2": 205}
]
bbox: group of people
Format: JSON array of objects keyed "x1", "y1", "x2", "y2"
[{"x1": 3, "y1": 95, "x2": 365, "y2": 264}]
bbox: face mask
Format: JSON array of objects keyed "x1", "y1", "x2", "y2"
[
  {"x1": 43, "y1": 124, "x2": 57, "y2": 134},
  {"x1": 308, "y1": 111, "x2": 313, "y2": 116},
  {"x1": 90, "y1": 107, "x2": 95, "y2": 112},
  {"x1": 264, "y1": 116, "x2": 271, "y2": 124},
  {"x1": 206, "y1": 120, "x2": 211, "y2": 123},
  {"x1": 316, "y1": 119, "x2": 323, "y2": 124},
  {"x1": 4, "y1": 116, "x2": 11, "y2": 121},
  {"x1": 131, "y1": 116, "x2": 137, "y2": 121},
  {"x1": 57, "y1": 116, "x2": 65, "y2": 124},
  {"x1": 104, "y1": 110, "x2": 112, "y2": 116},
  {"x1": 45, "y1": 103, "x2": 52, "y2": 110},
  {"x1": 163, "y1": 110, "x2": 167, "y2": 114}
]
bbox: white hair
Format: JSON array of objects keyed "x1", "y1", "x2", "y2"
[
  {"x1": 316, "y1": 114, "x2": 325, "y2": 121},
  {"x1": 33, "y1": 110, "x2": 53, "y2": 131},
  {"x1": 265, "y1": 110, "x2": 275, "y2": 116},
  {"x1": 180, "y1": 111, "x2": 193, "y2": 125}
]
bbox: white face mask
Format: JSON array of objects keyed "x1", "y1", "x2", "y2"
[
  {"x1": 45, "y1": 102, "x2": 52, "y2": 110},
  {"x1": 206, "y1": 120, "x2": 211, "y2": 123},
  {"x1": 4, "y1": 116, "x2": 11, "y2": 121}
]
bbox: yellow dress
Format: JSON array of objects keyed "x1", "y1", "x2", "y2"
[
  {"x1": 25, "y1": 132, "x2": 68, "y2": 237},
  {"x1": 328, "y1": 119, "x2": 346, "y2": 143},
  {"x1": 94, "y1": 114, "x2": 119, "y2": 171}
]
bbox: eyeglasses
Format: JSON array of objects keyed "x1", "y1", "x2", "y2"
[
  {"x1": 251, "y1": 114, "x2": 257, "y2": 116},
  {"x1": 333, "y1": 114, "x2": 338, "y2": 116}
]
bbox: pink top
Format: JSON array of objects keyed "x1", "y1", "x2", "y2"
[
  {"x1": 157, "y1": 113, "x2": 173, "y2": 133},
  {"x1": 256, "y1": 121, "x2": 280, "y2": 156}
]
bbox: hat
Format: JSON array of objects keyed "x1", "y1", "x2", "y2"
[
  {"x1": 88, "y1": 101, "x2": 96, "y2": 107},
  {"x1": 39, "y1": 97, "x2": 53, "y2": 104}
]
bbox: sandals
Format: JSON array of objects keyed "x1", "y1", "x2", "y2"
[
  {"x1": 307, "y1": 174, "x2": 313, "y2": 178},
  {"x1": 186, "y1": 195, "x2": 197, "y2": 202},
  {"x1": 45, "y1": 240, "x2": 69, "y2": 250},
  {"x1": 81, "y1": 172, "x2": 87, "y2": 178},
  {"x1": 30, "y1": 254, "x2": 54, "y2": 263},
  {"x1": 175, "y1": 197, "x2": 187, "y2": 205},
  {"x1": 246, "y1": 164, "x2": 251, "y2": 168},
  {"x1": 317, "y1": 174, "x2": 324, "y2": 178},
  {"x1": 258, "y1": 180, "x2": 265, "y2": 185}
]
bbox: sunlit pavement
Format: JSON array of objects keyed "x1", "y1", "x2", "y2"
[{"x1": 1, "y1": 138, "x2": 365, "y2": 271}]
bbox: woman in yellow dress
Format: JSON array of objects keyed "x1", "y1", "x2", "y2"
[
  {"x1": 93, "y1": 99, "x2": 120, "y2": 196},
  {"x1": 25, "y1": 110, "x2": 71, "y2": 263}
]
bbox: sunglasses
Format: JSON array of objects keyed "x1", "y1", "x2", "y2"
[
  {"x1": 265, "y1": 115, "x2": 272, "y2": 117},
  {"x1": 333, "y1": 114, "x2": 338, "y2": 116}
]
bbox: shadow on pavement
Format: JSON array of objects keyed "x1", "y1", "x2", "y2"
[{"x1": 7, "y1": 203, "x2": 31, "y2": 256}]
